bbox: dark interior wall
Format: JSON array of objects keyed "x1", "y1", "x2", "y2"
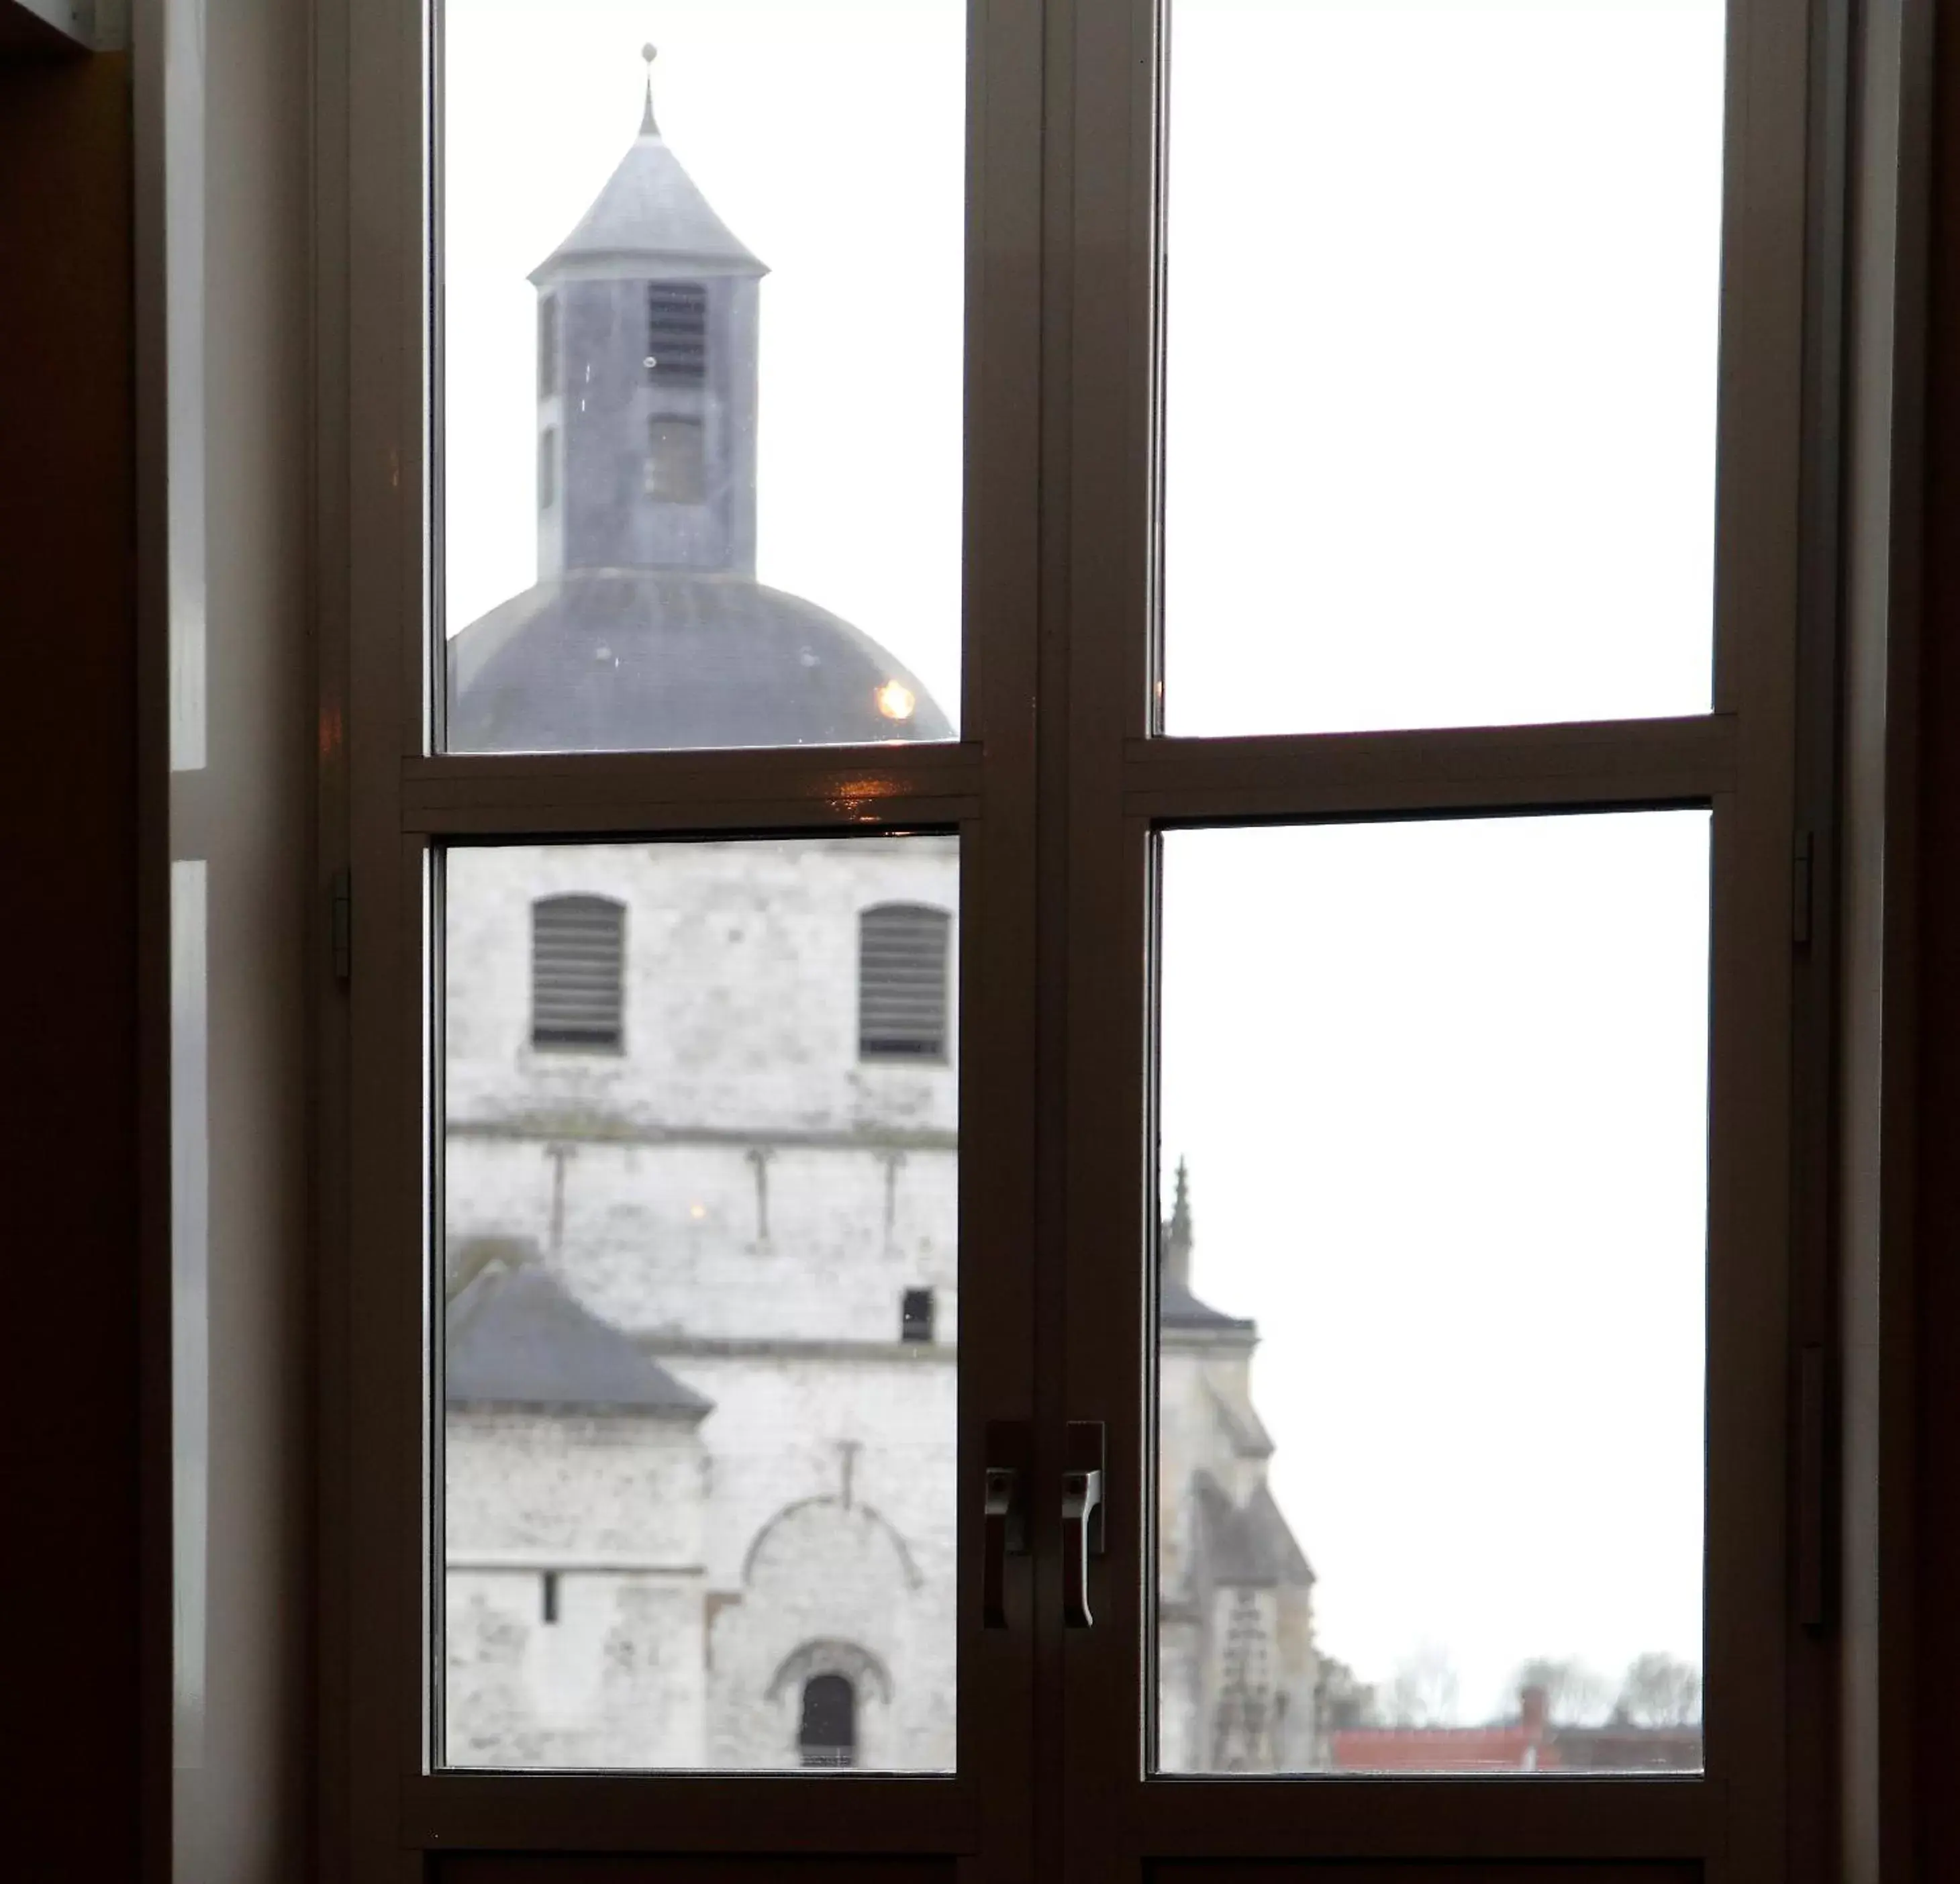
[{"x1": 0, "y1": 43, "x2": 141, "y2": 1882}]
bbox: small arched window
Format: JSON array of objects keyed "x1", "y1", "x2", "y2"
[
  {"x1": 798, "y1": 1673, "x2": 856, "y2": 1768},
  {"x1": 531, "y1": 895, "x2": 626, "y2": 1050},
  {"x1": 858, "y1": 903, "x2": 950, "y2": 1061}
]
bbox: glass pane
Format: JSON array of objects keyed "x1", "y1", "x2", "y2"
[
  {"x1": 1155, "y1": 813, "x2": 1708, "y2": 1774},
  {"x1": 1161, "y1": 1, "x2": 1725, "y2": 736},
  {"x1": 440, "y1": 835, "x2": 959, "y2": 1771},
  {"x1": 440, "y1": 2, "x2": 965, "y2": 752}
]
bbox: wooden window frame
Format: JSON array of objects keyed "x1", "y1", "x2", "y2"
[
  {"x1": 305, "y1": 0, "x2": 1933, "y2": 1879},
  {"x1": 1051, "y1": 3, "x2": 1836, "y2": 1874},
  {"x1": 328, "y1": 0, "x2": 1041, "y2": 1876}
]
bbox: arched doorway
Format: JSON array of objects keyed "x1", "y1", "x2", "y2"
[{"x1": 797, "y1": 1672, "x2": 856, "y2": 1769}]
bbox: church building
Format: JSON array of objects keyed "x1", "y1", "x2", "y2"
[{"x1": 438, "y1": 55, "x2": 1317, "y2": 1773}]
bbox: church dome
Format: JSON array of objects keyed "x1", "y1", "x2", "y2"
[{"x1": 447, "y1": 567, "x2": 954, "y2": 752}]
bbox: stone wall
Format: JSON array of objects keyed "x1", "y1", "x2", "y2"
[
  {"x1": 440, "y1": 831, "x2": 1304, "y2": 1774},
  {"x1": 445, "y1": 1409, "x2": 709, "y2": 1767}
]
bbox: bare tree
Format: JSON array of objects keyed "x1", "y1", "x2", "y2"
[
  {"x1": 1512, "y1": 1656, "x2": 1614, "y2": 1725},
  {"x1": 1381, "y1": 1643, "x2": 1460, "y2": 1726},
  {"x1": 1614, "y1": 1652, "x2": 1702, "y2": 1727}
]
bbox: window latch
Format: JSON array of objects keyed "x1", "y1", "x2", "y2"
[
  {"x1": 981, "y1": 1420, "x2": 1030, "y2": 1630},
  {"x1": 1063, "y1": 1420, "x2": 1106, "y2": 1630}
]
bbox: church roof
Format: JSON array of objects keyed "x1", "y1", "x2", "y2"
[
  {"x1": 446, "y1": 1264, "x2": 714, "y2": 1416},
  {"x1": 1192, "y1": 1473, "x2": 1315, "y2": 1589},
  {"x1": 447, "y1": 569, "x2": 954, "y2": 752},
  {"x1": 532, "y1": 90, "x2": 764, "y2": 282},
  {"x1": 1161, "y1": 1272, "x2": 1255, "y2": 1335}
]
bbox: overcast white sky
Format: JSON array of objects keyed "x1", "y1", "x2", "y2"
[{"x1": 444, "y1": 0, "x2": 1724, "y2": 1729}]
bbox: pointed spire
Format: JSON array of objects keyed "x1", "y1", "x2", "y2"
[
  {"x1": 640, "y1": 42, "x2": 660, "y2": 137},
  {"x1": 1164, "y1": 1157, "x2": 1194, "y2": 1289}
]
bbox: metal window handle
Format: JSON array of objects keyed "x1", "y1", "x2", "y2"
[
  {"x1": 982, "y1": 1420, "x2": 1030, "y2": 1630},
  {"x1": 1062, "y1": 1468, "x2": 1104, "y2": 1628},
  {"x1": 1063, "y1": 1420, "x2": 1107, "y2": 1630},
  {"x1": 983, "y1": 1469, "x2": 1020, "y2": 1628}
]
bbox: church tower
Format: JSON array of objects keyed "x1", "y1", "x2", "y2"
[
  {"x1": 447, "y1": 48, "x2": 949, "y2": 754},
  {"x1": 531, "y1": 48, "x2": 766, "y2": 582}
]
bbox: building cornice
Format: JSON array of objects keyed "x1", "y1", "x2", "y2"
[{"x1": 448, "y1": 1115, "x2": 958, "y2": 1154}]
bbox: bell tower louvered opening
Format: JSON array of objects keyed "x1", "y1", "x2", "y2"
[
  {"x1": 858, "y1": 903, "x2": 951, "y2": 1062},
  {"x1": 532, "y1": 895, "x2": 626, "y2": 1050},
  {"x1": 646, "y1": 281, "x2": 708, "y2": 383}
]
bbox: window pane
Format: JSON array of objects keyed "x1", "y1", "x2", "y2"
[
  {"x1": 441, "y1": 3, "x2": 965, "y2": 752},
  {"x1": 1155, "y1": 813, "x2": 1708, "y2": 1774},
  {"x1": 440, "y1": 835, "x2": 959, "y2": 1771},
  {"x1": 1161, "y1": 1, "x2": 1724, "y2": 736}
]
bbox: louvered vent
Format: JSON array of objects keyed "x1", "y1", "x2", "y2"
[
  {"x1": 645, "y1": 282, "x2": 708, "y2": 383},
  {"x1": 858, "y1": 903, "x2": 950, "y2": 1061},
  {"x1": 532, "y1": 895, "x2": 626, "y2": 1050}
]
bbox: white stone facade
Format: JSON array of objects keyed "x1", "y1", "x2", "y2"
[
  {"x1": 442, "y1": 836, "x2": 959, "y2": 1770},
  {"x1": 439, "y1": 833, "x2": 1316, "y2": 1773}
]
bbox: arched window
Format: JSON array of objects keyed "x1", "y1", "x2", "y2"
[
  {"x1": 798, "y1": 1673, "x2": 856, "y2": 1768},
  {"x1": 530, "y1": 895, "x2": 625, "y2": 1050},
  {"x1": 858, "y1": 903, "x2": 950, "y2": 1061}
]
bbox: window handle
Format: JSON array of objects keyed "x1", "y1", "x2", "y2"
[
  {"x1": 1063, "y1": 1420, "x2": 1106, "y2": 1630},
  {"x1": 982, "y1": 1420, "x2": 1030, "y2": 1630}
]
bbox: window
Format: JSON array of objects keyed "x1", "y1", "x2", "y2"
[
  {"x1": 321, "y1": 0, "x2": 1885, "y2": 1871},
  {"x1": 540, "y1": 1569, "x2": 560, "y2": 1624},
  {"x1": 645, "y1": 281, "x2": 707, "y2": 385},
  {"x1": 797, "y1": 1673, "x2": 856, "y2": 1769},
  {"x1": 530, "y1": 894, "x2": 624, "y2": 1050},
  {"x1": 646, "y1": 415, "x2": 705, "y2": 503},
  {"x1": 537, "y1": 426, "x2": 556, "y2": 509},
  {"x1": 858, "y1": 903, "x2": 950, "y2": 1061},
  {"x1": 538, "y1": 292, "x2": 558, "y2": 399},
  {"x1": 901, "y1": 1287, "x2": 935, "y2": 1343}
]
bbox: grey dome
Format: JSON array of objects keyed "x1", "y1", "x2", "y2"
[{"x1": 447, "y1": 568, "x2": 954, "y2": 753}]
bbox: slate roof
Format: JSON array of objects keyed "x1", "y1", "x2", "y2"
[
  {"x1": 1204, "y1": 1381, "x2": 1276, "y2": 1460},
  {"x1": 446, "y1": 570, "x2": 955, "y2": 753},
  {"x1": 1191, "y1": 1472, "x2": 1314, "y2": 1589},
  {"x1": 446, "y1": 1264, "x2": 714, "y2": 1416},
  {"x1": 1161, "y1": 1272, "x2": 1255, "y2": 1335},
  {"x1": 534, "y1": 112, "x2": 764, "y2": 282}
]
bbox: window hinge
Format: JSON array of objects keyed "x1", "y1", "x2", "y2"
[
  {"x1": 1798, "y1": 1344, "x2": 1827, "y2": 1630},
  {"x1": 330, "y1": 868, "x2": 352, "y2": 984},
  {"x1": 1792, "y1": 831, "x2": 1814, "y2": 948}
]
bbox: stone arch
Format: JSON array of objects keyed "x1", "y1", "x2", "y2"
[
  {"x1": 738, "y1": 1495, "x2": 924, "y2": 1593},
  {"x1": 765, "y1": 1636, "x2": 894, "y2": 1707}
]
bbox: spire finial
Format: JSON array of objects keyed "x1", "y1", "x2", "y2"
[
  {"x1": 640, "y1": 43, "x2": 660, "y2": 136},
  {"x1": 1165, "y1": 1156, "x2": 1194, "y2": 1288}
]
